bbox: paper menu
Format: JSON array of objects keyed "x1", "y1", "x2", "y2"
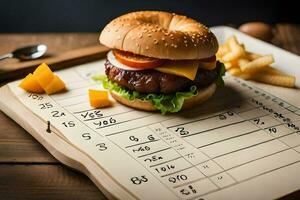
[{"x1": 8, "y1": 60, "x2": 300, "y2": 200}]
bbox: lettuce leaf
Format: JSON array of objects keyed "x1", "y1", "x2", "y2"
[
  {"x1": 215, "y1": 62, "x2": 226, "y2": 87},
  {"x1": 92, "y1": 62, "x2": 225, "y2": 114}
]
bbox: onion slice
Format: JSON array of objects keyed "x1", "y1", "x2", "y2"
[{"x1": 107, "y1": 51, "x2": 145, "y2": 71}]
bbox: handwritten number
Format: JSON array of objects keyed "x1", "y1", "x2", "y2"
[
  {"x1": 51, "y1": 110, "x2": 66, "y2": 117},
  {"x1": 175, "y1": 127, "x2": 189, "y2": 136},
  {"x1": 96, "y1": 143, "x2": 107, "y2": 151},
  {"x1": 268, "y1": 127, "x2": 277, "y2": 133},
  {"x1": 62, "y1": 121, "x2": 75, "y2": 128},
  {"x1": 28, "y1": 93, "x2": 43, "y2": 100},
  {"x1": 144, "y1": 155, "x2": 163, "y2": 163},
  {"x1": 130, "y1": 175, "x2": 148, "y2": 185},
  {"x1": 147, "y1": 134, "x2": 155, "y2": 141},
  {"x1": 39, "y1": 103, "x2": 53, "y2": 109},
  {"x1": 180, "y1": 185, "x2": 197, "y2": 195},
  {"x1": 129, "y1": 136, "x2": 139, "y2": 142},
  {"x1": 132, "y1": 146, "x2": 150, "y2": 153},
  {"x1": 82, "y1": 133, "x2": 91, "y2": 140},
  {"x1": 168, "y1": 174, "x2": 187, "y2": 183}
]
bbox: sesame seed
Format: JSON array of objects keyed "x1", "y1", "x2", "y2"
[
  {"x1": 174, "y1": 45, "x2": 178, "y2": 48},
  {"x1": 165, "y1": 43, "x2": 168, "y2": 47},
  {"x1": 147, "y1": 34, "x2": 152, "y2": 37},
  {"x1": 162, "y1": 37, "x2": 165, "y2": 41},
  {"x1": 154, "y1": 39, "x2": 158, "y2": 44},
  {"x1": 146, "y1": 46, "x2": 149, "y2": 50}
]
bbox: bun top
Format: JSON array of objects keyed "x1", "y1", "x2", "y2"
[{"x1": 99, "y1": 11, "x2": 218, "y2": 60}]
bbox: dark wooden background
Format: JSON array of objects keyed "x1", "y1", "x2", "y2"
[
  {"x1": 0, "y1": 24, "x2": 300, "y2": 199},
  {"x1": 1, "y1": 0, "x2": 300, "y2": 33}
]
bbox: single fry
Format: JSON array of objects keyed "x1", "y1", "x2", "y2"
[
  {"x1": 237, "y1": 73, "x2": 252, "y2": 80},
  {"x1": 247, "y1": 52, "x2": 261, "y2": 60},
  {"x1": 228, "y1": 68, "x2": 242, "y2": 76},
  {"x1": 255, "y1": 74, "x2": 296, "y2": 88},
  {"x1": 227, "y1": 35, "x2": 239, "y2": 49},
  {"x1": 224, "y1": 61, "x2": 238, "y2": 70},
  {"x1": 228, "y1": 68, "x2": 252, "y2": 80},
  {"x1": 216, "y1": 44, "x2": 229, "y2": 58},
  {"x1": 222, "y1": 49, "x2": 244, "y2": 62},
  {"x1": 237, "y1": 58, "x2": 250, "y2": 66},
  {"x1": 262, "y1": 67, "x2": 284, "y2": 75},
  {"x1": 221, "y1": 35, "x2": 246, "y2": 62},
  {"x1": 240, "y1": 55, "x2": 274, "y2": 73}
]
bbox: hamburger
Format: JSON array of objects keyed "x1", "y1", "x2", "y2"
[{"x1": 97, "y1": 11, "x2": 225, "y2": 114}]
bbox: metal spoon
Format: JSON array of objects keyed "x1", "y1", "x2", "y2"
[{"x1": 0, "y1": 44, "x2": 47, "y2": 61}]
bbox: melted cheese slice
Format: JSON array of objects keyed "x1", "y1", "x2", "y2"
[{"x1": 155, "y1": 60, "x2": 216, "y2": 80}]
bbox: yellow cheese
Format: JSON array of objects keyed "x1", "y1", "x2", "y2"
[
  {"x1": 155, "y1": 60, "x2": 216, "y2": 80},
  {"x1": 44, "y1": 75, "x2": 66, "y2": 95},
  {"x1": 19, "y1": 73, "x2": 44, "y2": 93},
  {"x1": 155, "y1": 60, "x2": 199, "y2": 80},
  {"x1": 33, "y1": 63, "x2": 55, "y2": 88},
  {"x1": 19, "y1": 63, "x2": 66, "y2": 95},
  {"x1": 89, "y1": 89, "x2": 112, "y2": 108}
]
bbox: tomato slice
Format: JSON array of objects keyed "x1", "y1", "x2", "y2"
[{"x1": 113, "y1": 49, "x2": 165, "y2": 69}]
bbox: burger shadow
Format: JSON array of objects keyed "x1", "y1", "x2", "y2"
[{"x1": 170, "y1": 84, "x2": 246, "y2": 119}]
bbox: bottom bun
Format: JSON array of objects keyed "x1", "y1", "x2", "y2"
[{"x1": 110, "y1": 83, "x2": 217, "y2": 112}]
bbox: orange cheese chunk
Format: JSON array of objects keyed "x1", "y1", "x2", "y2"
[
  {"x1": 89, "y1": 89, "x2": 112, "y2": 108},
  {"x1": 19, "y1": 73, "x2": 44, "y2": 93},
  {"x1": 33, "y1": 63, "x2": 55, "y2": 89},
  {"x1": 44, "y1": 75, "x2": 66, "y2": 95}
]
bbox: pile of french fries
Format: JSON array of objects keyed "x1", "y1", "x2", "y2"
[{"x1": 217, "y1": 35, "x2": 296, "y2": 88}]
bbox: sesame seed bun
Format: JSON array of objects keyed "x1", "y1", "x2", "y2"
[
  {"x1": 109, "y1": 83, "x2": 217, "y2": 112},
  {"x1": 100, "y1": 11, "x2": 218, "y2": 60}
]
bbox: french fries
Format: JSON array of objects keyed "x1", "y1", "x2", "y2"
[
  {"x1": 255, "y1": 74, "x2": 296, "y2": 88},
  {"x1": 240, "y1": 55, "x2": 274, "y2": 73},
  {"x1": 217, "y1": 35, "x2": 296, "y2": 88}
]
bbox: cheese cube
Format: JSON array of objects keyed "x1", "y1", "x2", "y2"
[
  {"x1": 44, "y1": 75, "x2": 66, "y2": 95},
  {"x1": 89, "y1": 89, "x2": 112, "y2": 108},
  {"x1": 33, "y1": 63, "x2": 55, "y2": 89},
  {"x1": 19, "y1": 73, "x2": 44, "y2": 93}
]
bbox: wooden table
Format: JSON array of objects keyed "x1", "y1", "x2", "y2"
[{"x1": 0, "y1": 24, "x2": 300, "y2": 200}]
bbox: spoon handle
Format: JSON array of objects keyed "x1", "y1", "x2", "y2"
[{"x1": 0, "y1": 53, "x2": 13, "y2": 61}]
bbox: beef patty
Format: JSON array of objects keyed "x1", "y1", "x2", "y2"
[{"x1": 105, "y1": 59, "x2": 221, "y2": 94}]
